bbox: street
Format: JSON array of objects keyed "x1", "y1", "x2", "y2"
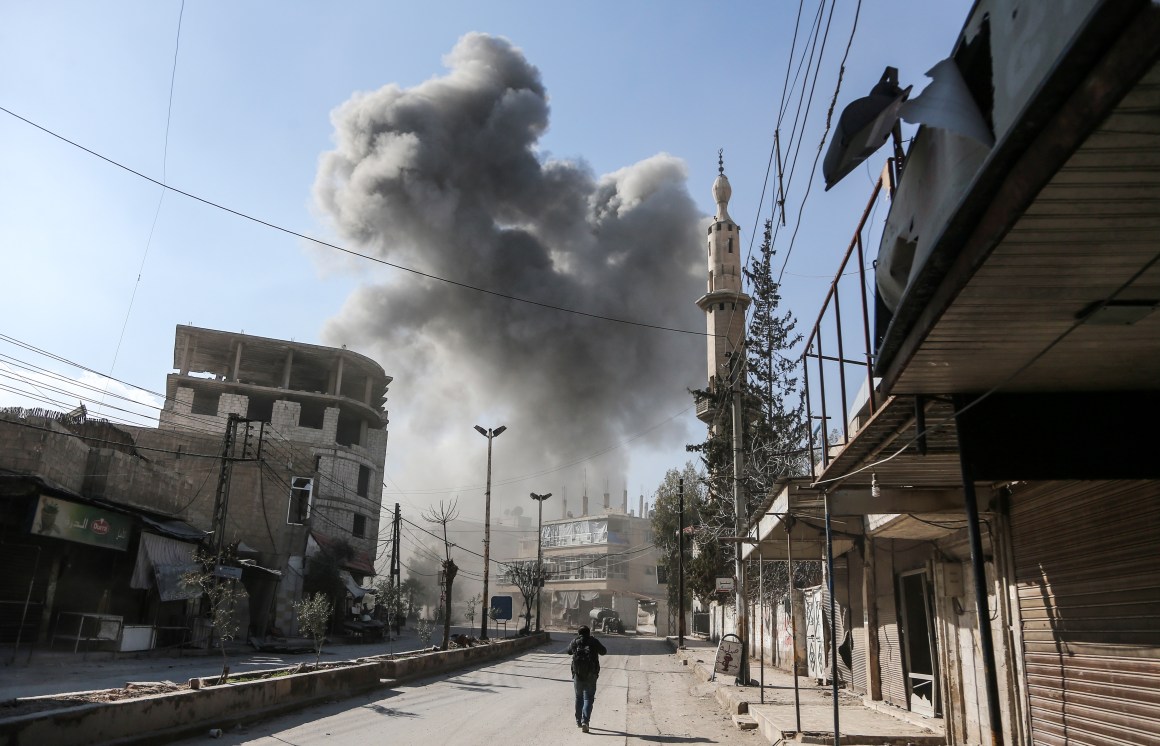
[{"x1": 171, "y1": 636, "x2": 760, "y2": 745}]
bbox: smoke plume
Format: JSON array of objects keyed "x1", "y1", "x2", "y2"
[{"x1": 313, "y1": 33, "x2": 706, "y2": 518}]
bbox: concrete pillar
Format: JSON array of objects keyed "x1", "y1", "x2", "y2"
[
  {"x1": 334, "y1": 356, "x2": 345, "y2": 396},
  {"x1": 232, "y1": 342, "x2": 243, "y2": 382},
  {"x1": 179, "y1": 333, "x2": 191, "y2": 376},
  {"x1": 364, "y1": 375, "x2": 373, "y2": 405},
  {"x1": 282, "y1": 349, "x2": 293, "y2": 389}
]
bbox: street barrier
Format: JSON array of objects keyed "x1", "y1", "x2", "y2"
[{"x1": 0, "y1": 632, "x2": 550, "y2": 746}]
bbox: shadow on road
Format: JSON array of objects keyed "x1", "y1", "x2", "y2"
[
  {"x1": 585, "y1": 727, "x2": 715, "y2": 743},
  {"x1": 360, "y1": 702, "x2": 420, "y2": 718}
]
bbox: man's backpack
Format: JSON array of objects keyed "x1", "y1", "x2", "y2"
[{"x1": 572, "y1": 638, "x2": 596, "y2": 680}]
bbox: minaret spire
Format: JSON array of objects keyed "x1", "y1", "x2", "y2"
[
  {"x1": 696, "y1": 149, "x2": 750, "y2": 415},
  {"x1": 712, "y1": 149, "x2": 733, "y2": 223}
]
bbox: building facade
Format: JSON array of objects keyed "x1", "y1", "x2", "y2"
[
  {"x1": 497, "y1": 490, "x2": 667, "y2": 635},
  {"x1": 737, "y1": 2, "x2": 1160, "y2": 744},
  {"x1": 0, "y1": 325, "x2": 390, "y2": 650}
]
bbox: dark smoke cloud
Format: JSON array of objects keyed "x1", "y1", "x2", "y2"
[{"x1": 313, "y1": 33, "x2": 706, "y2": 513}]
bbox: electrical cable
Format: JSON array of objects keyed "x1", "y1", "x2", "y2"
[
  {"x1": 0, "y1": 106, "x2": 711, "y2": 339},
  {"x1": 103, "y1": 0, "x2": 186, "y2": 402}
]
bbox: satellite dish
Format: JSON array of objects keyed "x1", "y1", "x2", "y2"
[{"x1": 823, "y1": 67, "x2": 911, "y2": 191}]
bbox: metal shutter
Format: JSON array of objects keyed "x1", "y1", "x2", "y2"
[{"x1": 1011, "y1": 480, "x2": 1160, "y2": 746}]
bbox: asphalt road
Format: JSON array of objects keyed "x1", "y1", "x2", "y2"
[{"x1": 171, "y1": 635, "x2": 761, "y2": 745}]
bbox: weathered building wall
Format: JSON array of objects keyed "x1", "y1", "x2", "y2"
[{"x1": 0, "y1": 416, "x2": 89, "y2": 493}]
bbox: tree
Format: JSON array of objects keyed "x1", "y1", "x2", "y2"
[
  {"x1": 294, "y1": 592, "x2": 333, "y2": 666},
  {"x1": 685, "y1": 220, "x2": 809, "y2": 609},
  {"x1": 184, "y1": 551, "x2": 246, "y2": 684},
  {"x1": 650, "y1": 464, "x2": 724, "y2": 609},
  {"x1": 502, "y1": 561, "x2": 541, "y2": 633},
  {"x1": 373, "y1": 575, "x2": 404, "y2": 636},
  {"x1": 423, "y1": 499, "x2": 460, "y2": 650},
  {"x1": 743, "y1": 219, "x2": 808, "y2": 489},
  {"x1": 464, "y1": 593, "x2": 481, "y2": 628},
  {"x1": 303, "y1": 537, "x2": 356, "y2": 634}
]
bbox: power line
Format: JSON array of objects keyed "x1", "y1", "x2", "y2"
[
  {"x1": 0, "y1": 105, "x2": 711, "y2": 339},
  {"x1": 104, "y1": 0, "x2": 186, "y2": 400}
]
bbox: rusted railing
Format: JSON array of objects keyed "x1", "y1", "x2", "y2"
[{"x1": 803, "y1": 176, "x2": 886, "y2": 476}]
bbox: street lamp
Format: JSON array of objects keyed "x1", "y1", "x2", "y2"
[
  {"x1": 530, "y1": 492, "x2": 552, "y2": 632},
  {"x1": 474, "y1": 424, "x2": 506, "y2": 639}
]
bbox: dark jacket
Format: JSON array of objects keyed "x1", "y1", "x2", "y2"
[{"x1": 567, "y1": 633, "x2": 607, "y2": 680}]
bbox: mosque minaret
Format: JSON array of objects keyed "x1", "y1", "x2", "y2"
[{"x1": 695, "y1": 152, "x2": 752, "y2": 425}]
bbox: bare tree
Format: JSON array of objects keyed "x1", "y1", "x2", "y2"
[
  {"x1": 503, "y1": 561, "x2": 541, "y2": 633},
  {"x1": 423, "y1": 499, "x2": 460, "y2": 650}
]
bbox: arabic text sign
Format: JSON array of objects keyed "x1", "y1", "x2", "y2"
[
  {"x1": 714, "y1": 636, "x2": 744, "y2": 675},
  {"x1": 30, "y1": 495, "x2": 131, "y2": 551}
]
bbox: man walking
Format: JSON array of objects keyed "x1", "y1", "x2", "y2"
[{"x1": 567, "y1": 625, "x2": 607, "y2": 732}]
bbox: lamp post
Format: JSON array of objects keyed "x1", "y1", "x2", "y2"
[
  {"x1": 474, "y1": 424, "x2": 506, "y2": 639},
  {"x1": 530, "y1": 492, "x2": 552, "y2": 632}
]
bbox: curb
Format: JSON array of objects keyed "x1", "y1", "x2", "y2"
[{"x1": 1, "y1": 633, "x2": 550, "y2": 746}]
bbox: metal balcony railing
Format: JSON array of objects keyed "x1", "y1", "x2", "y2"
[{"x1": 802, "y1": 174, "x2": 889, "y2": 476}]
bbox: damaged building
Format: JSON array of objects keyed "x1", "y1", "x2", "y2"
[{"x1": 0, "y1": 325, "x2": 390, "y2": 652}]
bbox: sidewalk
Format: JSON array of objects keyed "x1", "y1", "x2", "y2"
[
  {"x1": 669, "y1": 636, "x2": 944, "y2": 745},
  {"x1": 1, "y1": 625, "x2": 486, "y2": 702}
]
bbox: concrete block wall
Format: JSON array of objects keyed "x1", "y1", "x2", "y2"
[
  {"x1": 0, "y1": 418, "x2": 90, "y2": 493},
  {"x1": 218, "y1": 393, "x2": 248, "y2": 417},
  {"x1": 159, "y1": 387, "x2": 227, "y2": 435},
  {"x1": 83, "y1": 449, "x2": 190, "y2": 515}
]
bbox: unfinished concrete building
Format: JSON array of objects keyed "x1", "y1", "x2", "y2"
[{"x1": 152, "y1": 325, "x2": 391, "y2": 633}]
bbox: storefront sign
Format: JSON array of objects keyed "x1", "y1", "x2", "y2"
[{"x1": 30, "y1": 495, "x2": 131, "y2": 551}]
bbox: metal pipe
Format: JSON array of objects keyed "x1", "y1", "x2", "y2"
[
  {"x1": 824, "y1": 491, "x2": 840, "y2": 745},
  {"x1": 787, "y1": 514, "x2": 801, "y2": 734},
  {"x1": 957, "y1": 435, "x2": 1004, "y2": 746},
  {"x1": 833, "y1": 286, "x2": 849, "y2": 442},
  {"x1": 854, "y1": 233, "x2": 876, "y2": 413},
  {"x1": 678, "y1": 478, "x2": 686, "y2": 648},
  {"x1": 759, "y1": 555, "x2": 765, "y2": 703}
]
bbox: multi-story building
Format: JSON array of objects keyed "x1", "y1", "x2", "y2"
[
  {"x1": 0, "y1": 325, "x2": 390, "y2": 648},
  {"x1": 144, "y1": 325, "x2": 391, "y2": 633},
  {"x1": 497, "y1": 490, "x2": 667, "y2": 635}
]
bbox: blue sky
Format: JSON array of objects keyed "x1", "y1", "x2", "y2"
[{"x1": 0, "y1": 1, "x2": 972, "y2": 527}]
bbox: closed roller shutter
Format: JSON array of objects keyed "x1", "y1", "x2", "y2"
[{"x1": 1010, "y1": 480, "x2": 1160, "y2": 746}]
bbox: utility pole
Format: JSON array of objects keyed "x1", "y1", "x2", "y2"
[
  {"x1": 730, "y1": 352, "x2": 750, "y2": 686},
  {"x1": 530, "y1": 492, "x2": 552, "y2": 632},
  {"x1": 210, "y1": 414, "x2": 240, "y2": 563},
  {"x1": 678, "y1": 478, "x2": 686, "y2": 648},
  {"x1": 390, "y1": 503, "x2": 401, "y2": 635}
]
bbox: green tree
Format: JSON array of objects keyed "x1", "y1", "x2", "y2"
[
  {"x1": 303, "y1": 537, "x2": 356, "y2": 634},
  {"x1": 685, "y1": 220, "x2": 809, "y2": 608},
  {"x1": 373, "y1": 576, "x2": 404, "y2": 635},
  {"x1": 294, "y1": 592, "x2": 333, "y2": 666},
  {"x1": 184, "y1": 551, "x2": 246, "y2": 684},
  {"x1": 743, "y1": 218, "x2": 808, "y2": 487},
  {"x1": 650, "y1": 464, "x2": 724, "y2": 610}
]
